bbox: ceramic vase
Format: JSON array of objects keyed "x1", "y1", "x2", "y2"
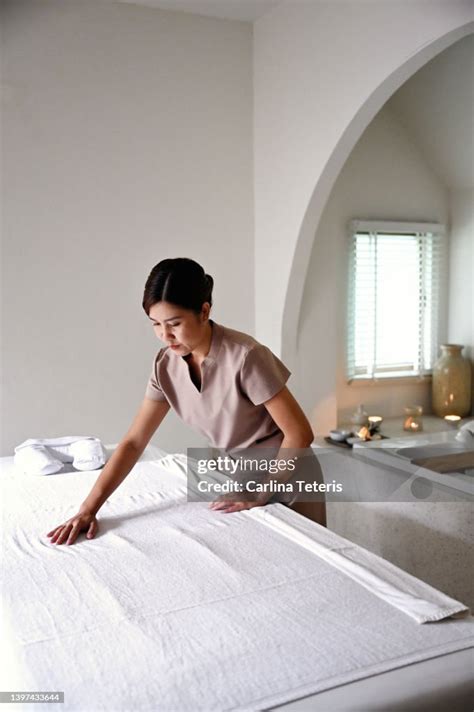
[{"x1": 432, "y1": 344, "x2": 471, "y2": 417}]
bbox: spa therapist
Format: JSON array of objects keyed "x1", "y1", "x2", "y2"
[{"x1": 47, "y1": 258, "x2": 326, "y2": 546}]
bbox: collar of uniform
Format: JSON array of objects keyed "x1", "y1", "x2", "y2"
[{"x1": 203, "y1": 319, "x2": 224, "y2": 363}]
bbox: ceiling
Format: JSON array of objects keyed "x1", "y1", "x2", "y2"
[
  {"x1": 387, "y1": 34, "x2": 474, "y2": 190},
  {"x1": 113, "y1": 0, "x2": 282, "y2": 22}
]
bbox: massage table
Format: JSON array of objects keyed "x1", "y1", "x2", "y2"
[{"x1": 1, "y1": 444, "x2": 473, "y2": 711}]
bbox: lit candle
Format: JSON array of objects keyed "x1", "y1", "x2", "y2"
[
  {"x1": 368, "y1": 415, "x2": 383, "y2": 436},
  {"x1": 403, "y1": 417, "x2": 421, "y2": 431},
  {"x1": 368, "y1": 416, "x2": 383, "y2": 424},
  {"x1": 444, "y1": 415, "x2": 461, "y2": 427},
  {"x1": 403, "y1": 405, "x2": 423, "y2": 432}
]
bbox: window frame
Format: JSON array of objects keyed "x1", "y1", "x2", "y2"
[{"x1": 346, "y1": 219, "x2": 447, "y2": 385}]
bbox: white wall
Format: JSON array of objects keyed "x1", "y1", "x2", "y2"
[
  {"x1": 1, "y1": 0, "x2": 253, "y2": 455},
  {"x1": 448, "y1": 189, "x2": 474, "y2": 415},
  {"x1": 295, "y1": 107, "x2": 449, "y2": 434},
  {"x1": 387, "y1": 35, "x2": 474, "y2": 193},
  {"x1": 253, "y1": 0, "x2": 473, "y2": 363},
  {"x1": 2, "y1": 0, "x2": 472, "y2": 457}
]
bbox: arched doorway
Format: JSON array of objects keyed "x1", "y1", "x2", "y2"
[{"x1": 281, "y1": 22, "x2": 474, "y2": 369}]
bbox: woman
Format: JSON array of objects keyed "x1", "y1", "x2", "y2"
[{"x1": 47, "y1": 258, "x2": 326, "y2": 546}]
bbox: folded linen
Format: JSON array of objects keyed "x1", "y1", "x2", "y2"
[
  {"x1": 14, "y1": 436, "x2": 107, "y2": 475},
  {"x1": 459, "y1": 419, "x2": 474, "y2": 433},
  {"x1": 456, "y1": 419, "x2": 474, "y2": 443},
  {"x1": 157, "y1": 453, "x2": 472, "y2": 624},
  {"x1": 248, "y1": 505, "x2": 471, "y2": 624},
  {"x1": 13, "y1": 445, "x2": 64, "y2": 476}
]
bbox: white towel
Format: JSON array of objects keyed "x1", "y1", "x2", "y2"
[
  {"x1": 13, "y1": 445, "x2": 64, "y2": 476},
  {"x1": 1, "y1": 447, "x2": 473, "y2": 712},
  {"x1": 159, "y1": 453, "x2": 471, "y2": 624},
  {"x1": 14, "y1": 436, "x2": 107, "y2": 475},
  {"x1": 459, "y1": 419, "x2": 474, "y2": 433},
  {"x1": 456, "y1": 418, "x2": 474, "y2": 443}
]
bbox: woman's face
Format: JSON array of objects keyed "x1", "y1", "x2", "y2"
[{"x1": 147, "y1": 301, "x2": 210, "y2": 356}]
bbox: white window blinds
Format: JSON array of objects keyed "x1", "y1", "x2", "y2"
[{"x1": 347, "y1": 220, "x2": 445, "y2": 382}]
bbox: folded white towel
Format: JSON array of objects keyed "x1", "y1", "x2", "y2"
[
  {"x1": 456, "y1": 419, "x2": 474, "y2": 443},
  {"x1": 68, "y1": 438, "x2": 107, "y2": 471},
  {"x1": 14, "y1": 436, "x2": 107, "y2": 475},
  {"x1": 13, "y1": 445, "x2": 64, "y2": 476}
]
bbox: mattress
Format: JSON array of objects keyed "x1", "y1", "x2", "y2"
[{"x1": 1, "y1": 444, "x2": 473, "y2": 712}]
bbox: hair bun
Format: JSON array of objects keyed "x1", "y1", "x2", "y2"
[{"x1": 142, "y1": 258, "x2": 214, "y2": 315}]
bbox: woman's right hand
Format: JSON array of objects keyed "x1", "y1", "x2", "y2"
[{"x1": 46, "y1": 509, "x2": 98, "y2": 546}]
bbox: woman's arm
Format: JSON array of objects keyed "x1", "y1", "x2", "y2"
[
  {"x1": 209, "y1": 387, "x2": 316, "y2": 513},
  {"x1": 259, "y1": 387, "x2": 327, "y2": 526},
  {"x1": 261, "y1": 386, "x2": 314, "y2": 446},
  {"x1": 80, "y1": 397, "x2": 171, "y2": 515},
  {"x1": 47, "y1": 398, "x2": 170, "y2": 545}
]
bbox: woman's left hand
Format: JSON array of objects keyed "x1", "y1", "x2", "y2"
[{"x1": 208, "y1": 493, "x2": 270, "y2": 513}]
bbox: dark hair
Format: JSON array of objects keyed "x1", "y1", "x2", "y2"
[{"x1": 142, "y1": 257, "x2": 214, "y2": 316}]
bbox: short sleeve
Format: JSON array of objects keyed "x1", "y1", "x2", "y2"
[
  {"x1": 240, "y1": 344, "x2": 291, "y2": 406},
  {"x1": 144, "y1": 351, "x2": 168, "y2": 402}
]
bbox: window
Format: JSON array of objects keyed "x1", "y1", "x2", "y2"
[{"x1": 346, "y1": 220, "x2": 445, "y2": 382}]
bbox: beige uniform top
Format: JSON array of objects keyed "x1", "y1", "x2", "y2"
[{"x1": 144, "y1": 319, "x2": 291, "y2": 453}]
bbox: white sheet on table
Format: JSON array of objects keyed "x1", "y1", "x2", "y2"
[
  {"x1": 1, "y1": 447, "x2": 473, "y2": 712},
  {"x1": 159, "y1": 453, "x2": 472, "y2": 623}
]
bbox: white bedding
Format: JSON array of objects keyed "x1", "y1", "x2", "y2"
[{"x1": 1, "y1": 445, "x2": 473, "y2": 712}]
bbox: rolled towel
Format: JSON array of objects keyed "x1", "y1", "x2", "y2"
[
  {"x1": 455, "y1": 419, "x2": 474, "y2": 443},
  {"x1": 14, "y1": 445, "x2": 64, "y2": 476},
  {"x1": 14, "y1": 436, "x2": 107, "y2": 475},
  {"x1": 68, "y1": 438, "x2": 107, "y2": 471},
  {"x1": 459, "y1": 419, "x2": 474, "y2": 434}
]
